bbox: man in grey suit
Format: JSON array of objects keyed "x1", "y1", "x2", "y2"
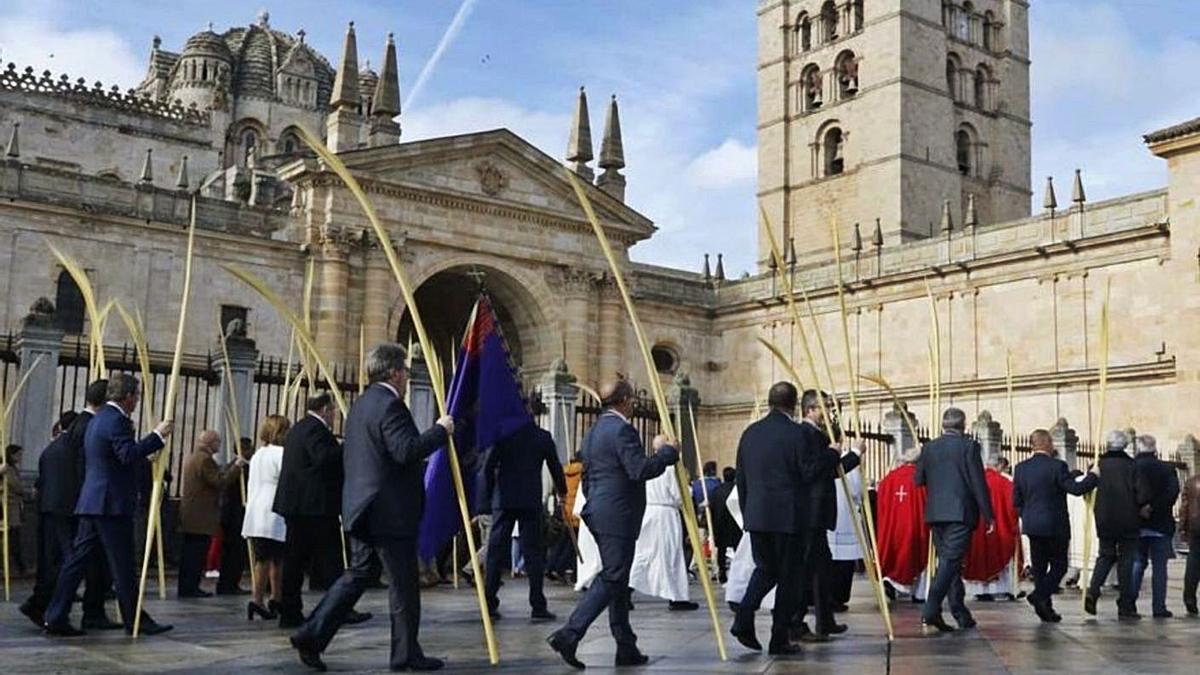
[
  {"x1": 547, "y1": 378, "x2": 678, "y2": 670},
  {"x1": 289, "y1": 343, "x2": 453, "y2": 672},
  {"x1": 915, "y1": 407, "x2": 993, "y2": 633}
]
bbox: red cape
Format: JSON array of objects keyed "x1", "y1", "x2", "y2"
[
  {"x1": 875, "y1": 463, "x2": 929, "y2": 586},
  {"x1": 964, "y1": 468, "x2": 1020, "y2": 582}
]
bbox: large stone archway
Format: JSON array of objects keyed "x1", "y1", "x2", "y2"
[{"x1": 395, "y1": 263, "x2": 550, "y2": 381}]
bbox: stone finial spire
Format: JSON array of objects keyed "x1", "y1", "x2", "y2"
[
  {"x1": 787, "y1": 237, "x2": 798, "y2": 265},
  {"x1": 1071, "y1": 168, "x2": 1086, "y2": 205},
  {"x1": 566, "y1": 87, "x2": 594, "y2": 180},
  {"x1": 331, "y1": 22, "x2": 361, "y2": 110},
  {"x1": 368, "y1": 33, "x2": 402, "y2": 147},
  {"x1": 175, "y1": 155, "x2": 189, "y2": 189},
  {"x1": 939, "y1": 199, "x2": 954, "y2": 233},
  {"x1": 139, "y1": 148, "x2": 154, "y2": 184},
  {"x1": 5, "y1": 122, "x2": 18, "y2": 158},
  {"x1": 715, "y1": 253, "x2": 726, "y2": 281},
  {"x1": 702, "y1": 253, "x2": 712, "y2": 281},
  {"x1": 852, "y1": 222, "x2": 863, "y2": 252},
  {"x1": 596, "y1": 95, "x2": 626, "y2": 200},
  {"x1": 965, "y1": 193, "x2": 978, "y2": 228},
  {"x1": 1043, "y1": 176, "x2": 1058, "y2": 212},
  {"x1": 872, "y1": 218, "x2": 883, "y2": 248}
]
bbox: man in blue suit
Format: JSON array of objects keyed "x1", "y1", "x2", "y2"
[
  {"x1": 1012, "y1": 428, "x2": 1097, "y2": 622},
  {"x1": 482, "y1": 420, "x2": 566, "y2": 622},
  {"x1": 289, "y1": 343, "x2": 453, "y2": 672},
  {"x1": 43, "y1": 373, "x2": 174, "y2": 637},
  {"x1": 547, "y1": 378, "x2": 678, "y2": 670},
  {"x1": 915, "y1": 407, "x2": 993, "y2": 634}
]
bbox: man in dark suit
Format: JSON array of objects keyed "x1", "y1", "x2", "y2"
[
  {"x1": 547, "y1": 379, "x2": 678, "y2": 670},
  {"x1": 42, "y1": 373, "x2": 174, "y2": 636},
  {"x1": 1130, "y1": 434, "x2": 1179, "y2": 618},
  {"x1": 482, "y1": 420, "x2": 566, "y2": 622},
  {"x1": 1085, "y1": 430, "x2": 1150, "y2": 619},
  {"x1": 289, "y1": 343, "x2": 452, "y2": 672},
  {"x1": 709, "y1": 466, "x2": 739, "y2": 584},
  {"x1": 22, "y1": 380, "x2": 118, "y2": 630},
  {"x1": 1012, "y1": 428, "x2": 1097, "y2": 622},
  {"x1": 915, "y1": 407, "x2": 993, "y2": 633},
  {"x1": 794, "y1": 390, "x2": 861, "y2": 641},
  {"x1": 273, "y1": 393, "x2": 367, "y2": 628}
]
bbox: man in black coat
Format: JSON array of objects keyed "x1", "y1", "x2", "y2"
[
  {"x1": 216, "y1": 437, "x2": 253, "y2": 595},
  {"x1": 794, "y1": 389, "x2": 861, "y2": 641},
  {"x1": 482, "y1": 420, "x2": 566, "y2": 621},
  {"x1": 21, "y1": 380, "x2": 118, "y2": 630},
  {"x1": 915, "y1": 407, "x2": 993, "y2": 633},
  {"x1": 1130, "y1": 435, "x2": 1179, "y2": 618},
  {"x1": 289, "y1": 343, "x2": 452, "y2": 672},
  {"x1": 547, "y1": 379, "x2": 678, "y2": 670},
  {"x1": 1012, "y1": 428, "x2": 1097, "y2": 622},
  {"x1": 1085, "y1": 430, "x2": 1151, "y2": 619},
  {"x1": 709, "y1": 466, "x2": 739, "y2": 584},
  {"x1": 273, "y1": 393, "x2": 367, "y2": 628}
]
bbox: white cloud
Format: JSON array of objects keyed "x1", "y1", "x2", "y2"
[
  {"x1": 0, "y1": 16, "x2": 143, "y2": 89},
  {"x1": 403, "y1": 96, "x2": 569, "y2": 156},
  {"x1": 685, "y1": 138, "x2": 757, "y2": 189}
]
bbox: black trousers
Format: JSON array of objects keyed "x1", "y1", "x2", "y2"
[
  {"x1": 1028, "y1": 535, "x2": 1069, "y2": 606},
  {"x1": 1088, "y1": 536, "x2": 1138, "y2": 613},
  {"x1": 45, "y1": 516, "x2": 141, "y2": 631},
  {"x1": 1183, "y1": 532, "x2": 1200, "y2": 608},
  {"x1": 797, "y1": 529, "x2": 835, "y2": 632},
  {"x1": 830, "y1": 559, "x2": 857, "y2": 605},
  {"x1": 310, "y1": 517, "x2": 345, "y2": 591},
  {"x1": 178, "y1": 533, "x2": 211, "y2": 596},
  {"x1": 485, "y1": 508, "x2": 547, "y2": 612},
  {"x1": 280, "y1": 515, "x2": 340, "y2": 622},
  {"x1": 559, "y1": 528, "x2": 638, "y2": 653},
  {"x1": 25, "y1": 513, "x2": 109, "y2": 620},
  {"x1": 734, "y1": 531, "x2": 805, "y2": 648},
  {"x1": 217, "y1": 517, "x2": 247, "y2": 592},
  {"x1": 923, "y1": 522, "x2": 973, "y2": 623},
  {"x1": 293, "y1": 534, "x2": 423, "y2": 669}
]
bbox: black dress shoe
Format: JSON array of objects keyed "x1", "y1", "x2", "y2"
[
  {"x1": 820, "y1": 622, "x2": 848, "y2": 635},
  {"x1": 344, "y1": 609, "x2": 372, "y2": 625},
  {"x1": 730, "y1": 624, "x2": 762, "y2": 651},
  {"x1": 799, "y1": 631, "x2": 830, "y2": 643},
  {"x1": 615, "y1": 650, "x2": 650, "y2": 666},
  {"x1": 530, "y1": 608, "x2": 556, "y2": 623},
  {"x1": 133, "y1": 620, "x2": 174, "y2": 636},
  {"x1": 291, "y1": 636, "x2": 327, "y2": 672},
  {"x1": 955, "y1": 615, "x2": 977, "y2": 630},
  {"x1": 82, "y1": 615, "x2": 124, "y2": 630},
  {"x1": 1118, "y1": 610, "x2": 1142, "y2": 621},
  {"x1": 1084, "y1": 594, "x2": 1098, "y2": 616},
  {"x1": 768, "y1": 641, "x2": 803, "y2": 656},
  {"x1": 179, "y1": 589, "x2": 213, "y2": 598},
  {"x1": 18, "y1": 602, "x2": 44, "y2": 629},
  {"x1": 547, "y1": 631, "x2": 586, "y2": 670},
  {"x1": 1153, "y1": 610, "x2": 1174, "y2": 619},
  {"x1": 1185, "y1": 601, "x2": 1198, "y2": 617},
  {"x1": 217, "y1": 587, "x2": 252, "y2": 596},
  {"x1": 44, "y1": 622, "x2": 87, "y2": 637},
  {"x1": 921, "y1": 616, "x2": 955, "y2": 634},
  {"x1": 668, "y1": 600, "x2": 699, "y2": 611},
  {"x1": 400, "y1": 656, "x2": 445, "y2": 671}
]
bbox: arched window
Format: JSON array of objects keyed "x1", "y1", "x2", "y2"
[
  {"x1": 974, "y1": 64, "x2": 991, "y2": 110},
  {"x1": 942, "y1": 1, "x2": 953, "y2": 27},
  {"x1": 239, "y1": 128, "x2": 259, "y2": 167},
  {"x1": 946, "y1": 54, "x2": 960, "y2": 100},
  {"x1": 956, "y1": 127, "x2": 973, "y2": 176},
  {"x1": 54, "y1": 270, "x2": 85, "y2": 334},
  {"x1": 983, "y1": 11, "x2": 994, "y2": 50},
  {"x1": 801, "y1": 64, "x2": 823, "y2": 111},
  {"x1": 796, "y1": 12, "x2": 812, "y2": 52},
  {"x1": 821, "y1": 1, "x2": 839, "y2": 43},
  {"x1": 651, "y1": 345, "x2": 679, "y2": 374},
  {"x1": 958, "y1": 2, "x2": 973, "y2": 42},
  {"x1": 278, "y1": 128, "x2": 301, "y2": 155},
  {"x1": 824, "y1": 127, "x2": 845, "y2": 176},
  {"x1": 835, "y1": 51, "x2": 859, "y2": 99},
  {"x1": 853, "y1": 0, "x2": 865, "y2": 32}
]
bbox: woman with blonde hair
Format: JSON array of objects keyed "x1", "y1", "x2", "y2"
[{"x1": 241, "y1": 415, "x2": 291, "y2": 620}]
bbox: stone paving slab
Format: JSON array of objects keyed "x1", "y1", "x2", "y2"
[{"x1": 3, "y1": 570, "x2": 1200, "y2": 673}]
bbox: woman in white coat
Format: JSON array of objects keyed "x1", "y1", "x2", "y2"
[
  {"x1": 828, "y1": 465, "x2": 863, "y2": 609},
  {"x1": 241, "y1": 414, "x2": 290, "y2": 620}
]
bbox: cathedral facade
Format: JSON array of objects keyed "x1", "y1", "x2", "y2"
[{"x1": 2, "y1": 3, "x2": 1199, "y2": 473}]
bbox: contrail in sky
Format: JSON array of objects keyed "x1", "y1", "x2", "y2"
[{"x1": 404, "y1": 0, "x2": 479, "y2": 112}]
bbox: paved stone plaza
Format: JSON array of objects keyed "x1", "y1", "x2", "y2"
[{"x1": 3, "y1": 566, "x2": 1199, "y2": 674}]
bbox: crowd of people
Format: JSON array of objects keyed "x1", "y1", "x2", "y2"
[{"x1": 6, "y1": 364, "x2": 1200, "y2": 670}]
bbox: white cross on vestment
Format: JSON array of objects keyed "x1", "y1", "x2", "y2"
[{"x1": 897, "y1": 485, "x2": 908, "y2": 502}]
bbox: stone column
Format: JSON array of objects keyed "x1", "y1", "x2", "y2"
[
  {"x1": 362, "y1": 245, "x2": 393, "y2": 348},
  {"x1": 407, "y1": 346, "x2": 436, "y2": 432},
  {"x1": 11, "y1": 312, "x2": 64, "y2": 475},
  {"x1": 595, "y1": 278, "x2": 624, "y2": 380},
  {"x1": 667, "y1": 372, "x2": 701, "y2": 479},
  {"x1": 1051, "y1": 417, "x2": 1079, "y2": 469},
  {"x1": 972, "y1": 410, "x2": 1003, "y2": 465},
  {"x1": 882, "y1": 402, "x2": 919, "y2": 466},
  {"x1": 314, "y1": 238, "x2": 350, "y2": 365},
  {"x1": 549, "y1": 268, "x2": 593, "y2": 388},
  {"x1": 213, "y1": 330, "x2": 259, "y2": 463},
  {"x1": 539, "y1": 359, "x2": 578, "y2": 463},
  {"x1": 1179, "y1": 435, "x2": 1199, "y2": 476}
]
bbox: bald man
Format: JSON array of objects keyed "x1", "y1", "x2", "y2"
[{"x1": 178, "y1": 430, "x2": 244, "y2": 598}]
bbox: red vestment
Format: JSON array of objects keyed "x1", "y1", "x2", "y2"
[
  {"x1": 964, "y1": 468, "x2": 1020, "y2": 582},
  {"x1": 875, "y1": 463, "x2": 929, "y2": 586}
]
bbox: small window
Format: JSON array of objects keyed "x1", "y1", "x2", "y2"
[
  {"x1": 55, "y1": 270, "x2": 85, "y2": 334},
  {"x1": 836, "y1": 51, "x2": 859, "y2": 99},
  {"x1": 853, "y1": 0, "x2": 864, "y2": 32},
  {"x1": 821, "y1": 1, "x2": 839, "y2": 43},
  {"x1": 946, "y1": 56, "x2": 959, "y2": 100},
  {"x1": 958, "y1": 2, "x2": 973, "y2": 41},
  {"x1": 956, "y1": 129, "x2": 972, "y2": 175},
  {"x1": 801, "y1": 64, "x2": 823, "y2": 111},
  {"x1": 220, "y1": 304, "x2": 249, "y2": 335},
  {"x1": 651, "y1": 345, "x2": 678, "y2": 374},
  {"x1": 824, "y1": 127, "x2": 845, "y2": 176},
  {"x1": 974, "y1": 66, "x2": 988, "y2": 109}
]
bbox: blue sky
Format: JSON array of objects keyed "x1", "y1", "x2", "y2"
[{"x1": 1, "y1": 1, "x2": 1196, "y2": 276}]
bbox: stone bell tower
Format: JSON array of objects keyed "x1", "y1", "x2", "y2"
[{"x1": 756, "y1": 0, "x2": 1031, "y2": 267}]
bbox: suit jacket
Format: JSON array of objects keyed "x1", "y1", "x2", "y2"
[
  {"x1": 179, "y1": 450, "x2": 240, "y2": 536},
  {"x1": 1012, "y1": 453, "x2": 1097, "y2": 538},
  {"x1": 797, "y1": 420, "x2": 860, "y2": 532},
  {"x1": 579, "y1": 411, "x2": 678, "y2": 539},
  {"x1": 342, "y1": 383, "x2": 448, "y2": 538},
  {"x1": 36, "y1": 409, "x2": 93, "y2": 515},
  {"x1": 709, "y1": 480, "x2": 741, "y2": 548},
  {"x1": 915, "y1": 431, "x2": 993, "y2": 526},
  {"x1": 484, "y1": 422, "x2": 567, "y2": 511},
  {"x1": 735, "y1": 410, "x2": 838, "y2": 534},
  {"x1": 74, "y1": 403, "x2": 165, "y2": 517},
  {"x1": 1093, "y1": 450, "x2": 1150, "y2": 539},
  {"x1": 273, "y1": 414, "x2": 343, "y2": 518},
  {"x1": 1135, "y1": 453, "x2": 1179, "y2": 536}
]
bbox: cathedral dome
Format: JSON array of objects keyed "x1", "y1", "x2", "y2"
[{"x1": 180, "y1": 28, "x2": 232, "y2": 62}]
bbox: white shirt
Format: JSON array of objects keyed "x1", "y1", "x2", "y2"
[
  {"x1": 307, "y1": 411, "x2": 331, "y2": 430},
  {"x1": 378, "y1": 382, "x2": 400, "y2": 398},
  {"x1": 241, "y1": 444, "x2": 286, "y2": 542},
  {"x1": 107, "y1": 401, "x2": 165, "y2": 443}
]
